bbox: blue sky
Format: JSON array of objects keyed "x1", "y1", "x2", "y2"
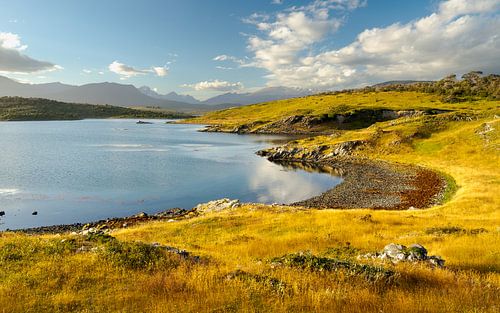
[{"x1": 0, "y1": 0, "x2": 498, "y2": 99}]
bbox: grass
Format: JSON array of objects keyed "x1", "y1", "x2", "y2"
[
  {"x1": 186, "y1": 91, "x2": 498, "y2": 132},
  {"x1": 0, "y1": 91, "x2": 499, "y2": 312}
]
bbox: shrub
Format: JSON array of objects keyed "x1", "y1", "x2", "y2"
[
  {"x1": 271, "y1": 252, "x2": 394, "y2": 282},
  {"x1": 100, "y1": 240, "x2": 180, "y2": 271}
]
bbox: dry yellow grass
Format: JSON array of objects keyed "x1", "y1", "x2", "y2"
[{"x1": 1, "y1": 92, "x2": 499, "y2": 312}]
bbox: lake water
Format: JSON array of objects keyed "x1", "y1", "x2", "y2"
[{"x1": 0, "y1": 119, "x2": 341, "y2": 230}]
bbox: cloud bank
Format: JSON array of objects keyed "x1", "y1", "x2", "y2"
[
  {"x1": 242, "y1": 0, "x2": 500, "y2": 89},
  {"x1": 182, "y1": 80, "x2": 244, "y2": 91},
  {"x1": 0, "y1": 32, "x2": 60, "y2": 73}
]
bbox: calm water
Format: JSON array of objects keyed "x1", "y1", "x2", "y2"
[{"x1": 0, "y1": 119, "x2": 341, "y2": 230}]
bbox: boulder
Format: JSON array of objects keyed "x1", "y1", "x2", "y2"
[
  {"x1": 0, "y1": 211, "x2": 5, "y2": 217},
  {"x1": 195, "y1": 198, "x2": 240, "y2": 213},
  {"x1": 383, "y1": 243, "x2": 406, "y2": 259},
  {"x1": 359, "y1": 243, "x2": 445, "y2": 268}
]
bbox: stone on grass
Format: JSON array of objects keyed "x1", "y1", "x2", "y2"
[
  {"x1": 195, "y1": 198, "x2": 240, "y2": 213},
  {"x1": 359, "y1": 243, "x2": 445, "y2": 268}
]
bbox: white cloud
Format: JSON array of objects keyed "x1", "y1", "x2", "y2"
[
  {"x1": 242, "y1": 0, "x2": 359, "y2": 75},
  {"x1": 0, "y1": 32, "x2": 27, "y2": 50},
  {"x1": 213, "y1": 55, "x2": 230, "y2": 61},
  {"x1": 82, "y1": 69, "x2": 92, "y2": 74},
  {"x1": 182, "y1": 80, "x2": 244, "y2": 91},
  {"x1": 0, "y1": 32, "x2": 60, "y2": 73},
  {"x1": 152, "y1": 66, "x2": 168, "y2": 77},
  {"x1": 108, "y1": 61, "x2": 169, "y2": 79},
  {"x1": 242, "y1": 0, "x2": 500, "y2": 89},
  {"x1": 216, "y1": 66, "x2": 234, "y2": 70},
  {"x1": 272, "y1": 0, "x2": 284, "y2": 4},
  {"x1": 213, "y1": 54, "x2": 246, "y2": 66},
  {"x1": 108, "y1": 61, "x2": 149, "y2": 78}
]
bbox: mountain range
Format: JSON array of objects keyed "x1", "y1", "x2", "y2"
[{"x1": 0, "y1": 76, "x2": 313, "y2": 113}]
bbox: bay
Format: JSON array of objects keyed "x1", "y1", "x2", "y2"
[{"x1": 0, "y1": 119, "x2": 341, "y2": 230}]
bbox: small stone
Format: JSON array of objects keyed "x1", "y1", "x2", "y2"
[
  {"x1": 395, "y1": 253, "x2": 406, "y2": 261},
  {"x1": 76, "y1": 246, "x2": 89, "y2": 253},
  {"x1": 167, "y1": 219, "x2": 175, "y2": 223},
  {"x1": 428, "y1": 256, "x2": 445, "y2": 268},
  {"x1": 32, "y1": 211, "x2": 38, "y2": 215},
  {"x1": 0, "y1": 211, "x2": 5, "y2": 216}
]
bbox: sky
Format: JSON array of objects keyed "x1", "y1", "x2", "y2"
[{"x1": 0, "y1": 0, "x2": 499, "y2": 100}]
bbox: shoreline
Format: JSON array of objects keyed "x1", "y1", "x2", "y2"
[
  {"x1": 2, "y1": 121, "x2": 449, "y2": 233},
  {"x1": 273, "y1": 158, "x2": 447, "y2": 210},
  {"x1": 9, "y1": 208, "x2": 197, "y2": 235},
  {"x1": 6, "y1": 156, "x2": 447, "y2": 234}
]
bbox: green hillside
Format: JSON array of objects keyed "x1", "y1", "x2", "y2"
[{"x1": 0, "y1": 97, "x2": 192, "y2": 121}]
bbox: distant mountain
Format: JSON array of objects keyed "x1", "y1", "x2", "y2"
[
  {"x1": 0, "y1": 76, "x2": 314, "y2": 112},
  {"x1": 202, "y1": 86, "x2": 313, "y2": 105},
  {"x1": 139, "y1": 86, "x2": 202, "y2": 105},
  {"x1": 139, "y1": 86, "x2": 313, "y2": 106},
  {"x1": 0, "y1": 76, "x2": 75, "y2": 97},
  {"x1": 0, "y1": 76, "x2": 211, "y2": 113}
]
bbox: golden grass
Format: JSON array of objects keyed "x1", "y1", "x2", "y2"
[
  {"x1": 186, "y1": 91, "x2": 498, "y2": 129},
  {"x1": 1, "y1": 92, "x2": 499, "y2": 312}
]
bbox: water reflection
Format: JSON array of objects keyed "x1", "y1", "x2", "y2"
[
  {"x1": 0, "y1": 120, "x2": 342, "y2": 230},
  {"x1": 270, "y1": 160, "x2": 346, "y2": 176},
  {"x1": 248, "y1": 161, "x2": 342, "y2": 204}
]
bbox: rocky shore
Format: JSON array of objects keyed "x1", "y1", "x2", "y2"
[
  {"x1": 10, "y1": 199, "x2": 243, "y2": 235},
  {"x1": 257, "y1": 145, "x2": 447, "y2": 210},
  {"x1": 13, "y1": 207, "x2": 197, "y2": 235}
]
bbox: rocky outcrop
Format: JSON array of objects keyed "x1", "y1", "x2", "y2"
[
  {"x1": 200, "y1": 109, "x2": 447, "y2": 135},
  {"x1": 257, "y1": 140, "x2": 365, "y2": 162},
  {"x1": 359, "y1": 243, "x2": 445, "y2": 268},
  {"x1": 195, "y1": 198, "x2": 240, "y2": 214}
]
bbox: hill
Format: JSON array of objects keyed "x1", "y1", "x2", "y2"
[
  {"x1": 187, "y1": 72, "x2": 499, "y2": 134},
  {"x1": 0, "y1": 97, "x2": 191, "y2": 121}
]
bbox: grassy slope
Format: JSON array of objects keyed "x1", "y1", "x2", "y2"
[
  {"x1": 0, "y1": 97, "x2": 191, "y2": 121},
  {"x1": 186, "y1": 91, "x2": 498, "y2": 131},
  {"x1": 0, "y1": 92, "x2": 499, "y2": 312}
]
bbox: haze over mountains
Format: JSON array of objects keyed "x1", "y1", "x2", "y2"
[
  {"x1": 137, "y1": 86, "x2": 313, "y2": 106},
  {"x1": 0, "y1": 76, "x2": 313, "y2": 113}
]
